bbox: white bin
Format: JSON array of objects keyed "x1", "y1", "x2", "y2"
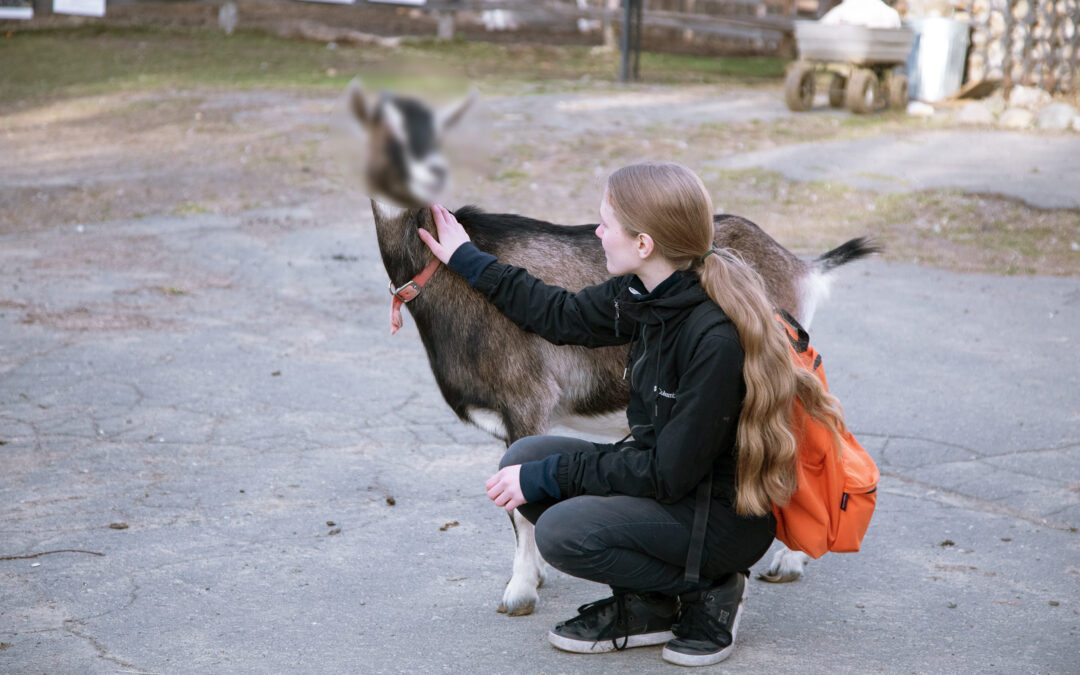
[{"x1": 906, "y1": 18, "x2": 972, "y2": 102}]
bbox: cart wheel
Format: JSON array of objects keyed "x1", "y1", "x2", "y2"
[
  {"x1": 828, "y1": 74, "x2": 847, "y2": 108},
  {"x1": 888, "y1": 73, "x2": 909, "y2": 110},
  {"x1": 784, "y1": 63, "x2": 815, "y2": 112},
  {"x1": 845, "y1": 68, "x2": 882, "y2": 114}
]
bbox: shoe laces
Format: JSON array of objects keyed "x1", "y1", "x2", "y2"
[
  {"x1": 564, "y1": 594, "x2": 632, "y2": 651},
  {"x1": 613, "y1": 593, "x2": 630, "y2": 651}
]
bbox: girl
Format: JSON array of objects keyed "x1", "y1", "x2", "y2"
[{"x1": 419, "y1": 161, "x2": 844, "y2": 667}]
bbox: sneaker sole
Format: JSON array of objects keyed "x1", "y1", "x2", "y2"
[
  {"x1": 661, "y1": 639, "x2": 734, "y2": 667},
  {"x1": 547, "y1": 629, "x2": 675, "y2": 654},
  {"x1": 661, "y1": 579, "x2": 748, "y2": 667}
]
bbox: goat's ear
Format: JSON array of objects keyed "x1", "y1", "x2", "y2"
[
  {"x1": 437, "y1": 88, "x2": 478, "y2": 133},
  {"x1": 380, "y1": 99, "x2": 409, "y2": 143},
  {"x1": 347, "y1": 79, "x2": 372, "y2": 125}
]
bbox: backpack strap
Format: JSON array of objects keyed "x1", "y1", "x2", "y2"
[
  {"x1": 776, "y1": 308, "x2": 809, "y2": 354},
  {"x1": 684, "y1": 470, "x2": 712, "y2": 585}
]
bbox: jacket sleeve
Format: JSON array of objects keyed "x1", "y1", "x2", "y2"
[
  {"x1": 557, "y1": 333, "x2": 745, "y2": 503},
  {"x1": 449, "y1": 242, "x2": 632, "y2": 348}
]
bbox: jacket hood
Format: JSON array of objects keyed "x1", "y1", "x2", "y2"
[{"x1": 619, "y1": 271, "x2": 709, "y2": 325}]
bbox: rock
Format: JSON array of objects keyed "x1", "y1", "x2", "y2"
[
  {"x1": 218, "y1": 1, "x2": 237, "y2": 36},
  {"x1": 1036, "y1": 103, "x2": 1079, "y2": 130},
  {"x1": 999, "y1": 107, "x2": 1034, "y2": 129},
  {"x1": 906, "y1": 101, "x2": 935, "y2": 117},
  {"x1": 1008, "y1": 85, "x2": 1052, "y2": 110},
  {"x1": 957, "y1": 101, "x2": 996, "y2": 125},
  {"x1": 984, "y1": 91, "x2": 1007, "y2": 116}
]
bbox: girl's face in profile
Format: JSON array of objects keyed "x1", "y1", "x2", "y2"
[{"x1": 596, "y1": 191, "x2": 642, "y2": 277}]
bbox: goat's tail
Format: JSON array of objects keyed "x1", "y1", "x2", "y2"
[{"x1": 812, "y1": 237, "x2": 882, "y2": 273}]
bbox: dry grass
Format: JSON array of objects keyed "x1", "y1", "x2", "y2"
[{"x1": 1, "y1": 25, "x2": 1076, "y2": 277}]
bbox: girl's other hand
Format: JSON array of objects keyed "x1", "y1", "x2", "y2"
[
  {"x1": 485, "y1": 465, "x2": 526, "y2": 512},
  {"x1": 419, "y1": 203, "x2": 472, "y2": 264}
]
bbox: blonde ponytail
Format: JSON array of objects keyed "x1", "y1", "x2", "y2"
[
  {"x1": 697, "y1": 249, "x2": 846, "y2": 516},
  {"x1": 607, "y1": 162, "x2": 847, "y2": 517}
]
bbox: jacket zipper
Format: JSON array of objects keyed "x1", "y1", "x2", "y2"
[
  {"x1": 631, "y1": 325, "x2": 648, "y2": 387},
  {"x1": 616, "y1": 299, "x2": 632, "y2": 379}
]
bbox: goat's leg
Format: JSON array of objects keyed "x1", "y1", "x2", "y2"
[
  {"x1": 498, "y1": 509, "x2": 548, "y2": 616},
  {"x1": 757, "y1": 546, "x2": 809, "y2": 583},
  {"x1": 492, "y1": 402, "x2": 556, "y2": 616}
]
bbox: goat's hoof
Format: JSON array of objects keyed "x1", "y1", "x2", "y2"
[
  {"x1": 499, "y1": 580, "x2": 539, "y2": 616},
  {"x1": 497, "y1": 600, "x2": 536, "y2": 616},
  {"x1": 497, "y1": 598, "x2": 536, "y2": 616},
  {"x1": 757, "y1": 548, "x2": 809, "y2": 583},
  {"x1": 757, "y1": 570, "x2": 798, "y2": 583}
]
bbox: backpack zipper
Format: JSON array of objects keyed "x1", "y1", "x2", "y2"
[{"x1": 841, "y1": 486, "x2": 877, "y2": 511}]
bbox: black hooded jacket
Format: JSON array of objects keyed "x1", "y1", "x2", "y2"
[{"x1": 449, "y1": 242, "x2": 745, "y2": 508}]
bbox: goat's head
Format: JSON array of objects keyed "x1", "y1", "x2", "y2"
[{"x1": 347, "y1": 80, "x2": 476, "y2": 208}]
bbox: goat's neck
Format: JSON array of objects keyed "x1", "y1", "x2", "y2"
[{"x1": 371, "y1": 198, "x2": 437, "y2": 286}]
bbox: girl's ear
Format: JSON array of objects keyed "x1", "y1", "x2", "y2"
[{"x1": 637, "y1": 232, "x2": 656, "y2": 259}]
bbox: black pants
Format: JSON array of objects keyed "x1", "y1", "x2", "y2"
[{"x1": 502, "y1": 435, "x2": 776, "y2": 596}]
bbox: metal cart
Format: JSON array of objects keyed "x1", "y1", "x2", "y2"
[{"x1": 784, "y1": 20, "x2": 915, "y2": 114}]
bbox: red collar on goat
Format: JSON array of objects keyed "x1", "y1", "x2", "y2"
[{"x1": 389, "y1": 257, "x2": 442, "y2": 335}]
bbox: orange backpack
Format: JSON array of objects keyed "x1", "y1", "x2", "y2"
[
  {"x1": 772, "y1": 310, "x2": 879, "y2": 558},
  {"x1": 677, "y1": 306, "x2": 878, "y2": 584}
]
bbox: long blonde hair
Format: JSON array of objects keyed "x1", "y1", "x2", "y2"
[{"x1": 606, "y1": 161, "x2": 847, "y2": 517}]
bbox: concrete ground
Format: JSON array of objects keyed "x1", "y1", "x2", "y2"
[
  {"x1": 710, "y1": 129, "x2": 1080, "y2": 210},
  {"x1": 1, "y1": 85, "x2": 1078, "y2": 674}
]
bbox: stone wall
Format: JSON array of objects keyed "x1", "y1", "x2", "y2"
[{"x1": 959, "y1": 0, "x2": 1080, "y2": 93}]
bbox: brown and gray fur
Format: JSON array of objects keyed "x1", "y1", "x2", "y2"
[{"x1": 350, "y1": 81, "x2": 879, "y2": 615}]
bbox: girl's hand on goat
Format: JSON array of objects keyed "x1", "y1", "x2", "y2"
[
  {"x1": 419, "y1": 203, "x2": 472, "y2": 264},
  {"x1": 485, "y1": 465, "x2": 526, "y2": 512}
]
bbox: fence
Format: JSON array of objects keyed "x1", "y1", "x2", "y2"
[{"x1": 553, "y1": 0, "x2": 813, "y2": 56}]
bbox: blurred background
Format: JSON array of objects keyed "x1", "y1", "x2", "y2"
[{"x1": 2, "y1": 0, "x2": 1078, "y2": 272}]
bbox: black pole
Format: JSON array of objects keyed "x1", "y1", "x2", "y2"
[
  {"x1": 632, "y1": 0, "x2": 642, "y2": 80},
  {"x1": 620, "y1": 0, "x2": 643, "y2": 83},
  {"x1": 620, "y1": 0, "x2": 631, "y2": 83}
]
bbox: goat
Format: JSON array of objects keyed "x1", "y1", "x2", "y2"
[{"x1": 347, "y1": 82, "x2": 877, "y2": 615}]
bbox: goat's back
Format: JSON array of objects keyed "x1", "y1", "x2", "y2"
[
  {"x1": 455, "y1": 206, "x2": 608, "y2": 292},
  {"x1": 713, "y1": 214, "x2": 807, "y2": 315},
  {"x1": 454, "y1": 207, "x2": 805, "y2": 317}
]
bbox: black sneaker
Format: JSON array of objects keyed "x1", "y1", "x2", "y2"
[
  {"x1": 547, "y1": 592, "x2": 678, "y2": 654},
  {"x1": 662, "y1": 573, "x2": 748, "y2": 667}
]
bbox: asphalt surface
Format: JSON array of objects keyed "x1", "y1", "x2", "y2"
[
  {"x1": 709, "y1": 129, "x2": 1080, "y2": 210},
  {"x1": 2, "y1": 92, "x2": 1079, "y2": 674}
]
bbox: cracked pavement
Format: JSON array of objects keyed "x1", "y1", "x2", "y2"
[{"x1": 1, "y1": 87, "x2": 1079, "y2": 674}]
